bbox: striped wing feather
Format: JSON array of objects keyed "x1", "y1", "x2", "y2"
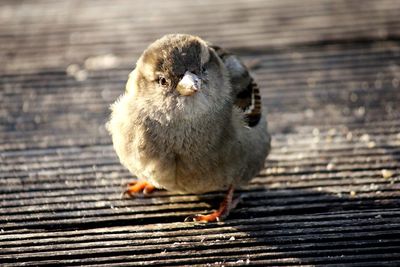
[{"x1": 211, "y1": 45, "x2": 262, "y2": 127}]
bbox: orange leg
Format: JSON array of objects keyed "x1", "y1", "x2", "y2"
[
  {"x1": 185, "y1": 185, "x2": 241, "y2": 222},
  {"x1": 123, "y1": 180, "x2": 156, "y2": 197}
]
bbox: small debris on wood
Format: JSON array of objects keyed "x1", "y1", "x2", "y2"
[{"x1": 381, "y1": 169, "x2": 394, "y2": 179}]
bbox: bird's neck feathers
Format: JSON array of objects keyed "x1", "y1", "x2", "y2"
[
  {"x1": 137, "y1": 91, "x2": 231, "y2": 127},
  {"x1": 132, "y1": 92, "x2": 232, "y2": 155}
]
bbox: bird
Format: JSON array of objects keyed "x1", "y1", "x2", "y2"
[{"x1": 107, "y1": 34, "x2": 271, "y2": 222}]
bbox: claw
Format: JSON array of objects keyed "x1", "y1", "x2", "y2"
[
  {"x1": 184, "y1": 213, "x2": 222, "y2": 223},
  {"x1": 184, "y1": 215, "x2": 198, "y2": 222}
]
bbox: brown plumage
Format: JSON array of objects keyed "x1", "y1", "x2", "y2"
[
  {"x1": 211, "y1": 45, "x2": 262, "y2": 127},
  {"x1": 107, "y1": 34, "x2": 271, "y2": 222}
]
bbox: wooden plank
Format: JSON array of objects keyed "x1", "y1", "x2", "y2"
[{"x1": 1, "y1": 0, "x2": 400, "y2": 266}]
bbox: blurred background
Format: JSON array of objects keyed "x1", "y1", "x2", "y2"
[
  {"x1": 1, "y1": 0, "x2": 400, "y2": 266},
  {"x1": 1, "y1": 0, "x2": 400, "y2": 137}
]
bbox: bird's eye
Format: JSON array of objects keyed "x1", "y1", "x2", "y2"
[
  {"x1": 201, "y1": 66, "x2": 207, "y2": 75},
  {"x1": 158, "y1": 77, "x2": 167, "y2": 86}
]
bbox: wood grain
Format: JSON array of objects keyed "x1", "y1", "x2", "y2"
[{"x1": 1, "y1": 0, "x2": 400, "y2": 266}]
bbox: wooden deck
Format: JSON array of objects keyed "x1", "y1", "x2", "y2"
[{"x1": 1, "y1": 0, "x2": 400, "y2": 266}]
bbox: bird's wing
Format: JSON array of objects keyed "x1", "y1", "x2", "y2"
[{"x1": 211, "y1": 45, "x2": 262, "y2": 127}]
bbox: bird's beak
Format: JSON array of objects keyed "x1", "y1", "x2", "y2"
[{"x1": 176, "y1": 71, "x2": 201, "y2": 96}]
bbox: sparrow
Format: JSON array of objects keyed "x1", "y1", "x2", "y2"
[{"x1": 107, "y1": 34, "x2": 271, "y2": 222}]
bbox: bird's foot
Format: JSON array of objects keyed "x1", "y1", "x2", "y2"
[
  {"x1": 185, "y1": 185, "x2": 242, "y2": 223},
  {"x1": 122, "y1": 180, "x2": 156, "y2": 197}
]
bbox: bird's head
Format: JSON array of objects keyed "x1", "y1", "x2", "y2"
[{"x1": 126, "y1": 34, "x2": 232, "y2": 119}]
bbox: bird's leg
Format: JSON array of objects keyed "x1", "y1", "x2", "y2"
[
  {"x1": 123, "y1": 180, "x2": 156, "y2": 197},
  {"x1": 185, "y1": 185, "x2": 241, "y2": 222}
]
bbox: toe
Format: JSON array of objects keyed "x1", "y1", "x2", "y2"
[
  {"x1": 123, "y1": 180, "x2": 156, "y2": 197},
  {"x1": 184, "y1": 212, "x2": 221, "y2": 223}
]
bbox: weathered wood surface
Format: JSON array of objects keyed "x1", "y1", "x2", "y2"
[{"x1": 1, "y1": 0, "x2": 400, "y2": 266}]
